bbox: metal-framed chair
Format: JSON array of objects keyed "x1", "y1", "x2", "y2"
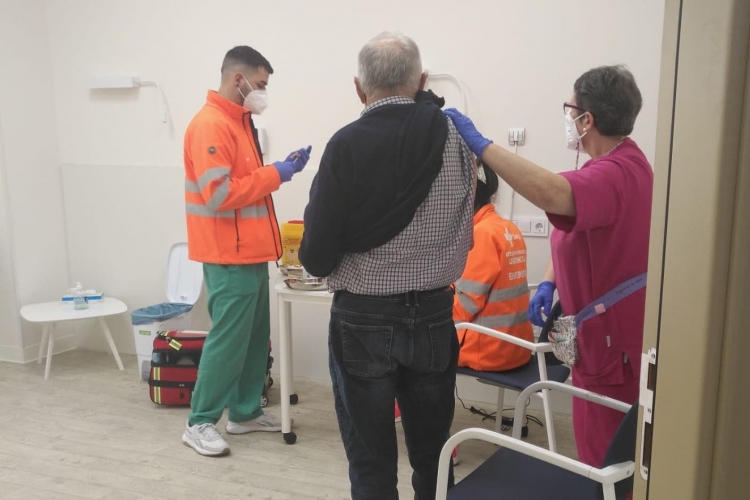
[
  {"x1": 437, "y1": 381, "x2": 637, "y2": 500},
  {"x1": 455, "y1": 301, "x2": 569, "y2": 451}
]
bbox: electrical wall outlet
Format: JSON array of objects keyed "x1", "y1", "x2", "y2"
[
  {"x1": 531, "y1": 219, "x2": 549, "y2": 236},
  {"x1": 508, "y1": 128, "x2": 526, "y2": 145}
]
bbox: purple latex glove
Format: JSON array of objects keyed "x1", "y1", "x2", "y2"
[
  {"x1": 285, "y1": 145, "x2": 313, "y2": 173},
  {"x1": 444, "y1": 108, "x2": 493, "y2": 157},
  {"x1": 274, "y1": 145, "x2": 313, "y2": 182},
  {"x1": 529, "y1": 281, "x2": 556, "y2": 327},
  {"x1": 272, "y1": 160, "x2": 296, "y2": 182}
]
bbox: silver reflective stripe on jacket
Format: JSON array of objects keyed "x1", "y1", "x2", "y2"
[
  {"x1": 206, "y1": 178, "x2": 229, "y2": 211},
  {"x1": 488, "y1": 282, "x2": 530, "y2": 303},
  {"x1": 240, "y1": 205, "x2": 269, "y2": 219},
  {"x1": 455, "y1": 278, "x2": 491, "y2": 296},
  {"x1": 197, "y1": 167, "x2": 231, "y2": 190},
  {"x1": 185, "y1": 203, "x2": 234, "y2": 218},
  {"x1": 477, "y1": 311, "x2": 529, "y2": 329},
  {"x1": 456, "y1": 291, "x2": 481, "y2": 316},
  {"x1": 185, "y1": 180, "x2": 201, "y2": 193}
]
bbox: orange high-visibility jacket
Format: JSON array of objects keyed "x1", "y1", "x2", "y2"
[
  {"x1": 454, "y1": 205, "x2": 534, "y2": 371},
  {"x1": 184, "y1": 91, "x2": 283, "y2": 265}
]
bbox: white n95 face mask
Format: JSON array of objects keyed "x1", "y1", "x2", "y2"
[
  {"x1": 565, "y1": 113, "x2": 587, "y2": 150},
  {"x1": 239, "y1": 78, "x2": 269, "y2": 115}
]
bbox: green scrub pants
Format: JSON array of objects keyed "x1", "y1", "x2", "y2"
[{"x1": 189, "y1": 263, "x2": 270, "y2": 426}]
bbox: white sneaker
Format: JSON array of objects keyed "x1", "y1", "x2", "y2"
[
  {"x1": 182, "y1": 421, "x2": 230, "y2": 457},
  {"x1": 226, "y1": 411, "x2": 290, "y2": 434}
]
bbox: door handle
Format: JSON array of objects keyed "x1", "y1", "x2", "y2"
[{"x1": 639, "y1": 347, "x2": 657, "y2": 480}]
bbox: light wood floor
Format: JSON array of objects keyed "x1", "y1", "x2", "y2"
[{"x1": 0, "y1": 350, "x2": 577, "y2": 499}]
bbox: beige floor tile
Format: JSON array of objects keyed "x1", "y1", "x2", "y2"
[{"x1": 0, "y1": 350, "x2": 577, "y2": 499}]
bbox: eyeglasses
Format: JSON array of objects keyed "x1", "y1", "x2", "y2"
[{"x1": 563, "y1": 102, "x2": 587, "y2": 116}]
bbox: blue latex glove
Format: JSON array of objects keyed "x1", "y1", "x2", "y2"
[
  {"x1": 444, "y1": 108, "x2": 493, "y2": 157},
  {"x1": 529, "y1": 281, "x2": 556, "y2": 327},
  {"x1": 274, "y1": 146, "x2": 313, "y2": 182},
  {"x1": 272, "y1": 161, "x2": 296, "y2": 182},
  {"x1": 285, "y1": 145, "x2": 313, "y2": 173}
]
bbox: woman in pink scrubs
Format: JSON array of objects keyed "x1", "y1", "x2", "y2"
[{"x1": 445, "y1": 65, "x2": 653, "y2": 467}]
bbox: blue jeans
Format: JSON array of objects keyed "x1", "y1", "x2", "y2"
[{"x1": 329, "y1": 288, "x2": 458, "y2": 500}]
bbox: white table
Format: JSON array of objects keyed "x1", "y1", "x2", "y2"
[
  {"x1": 274, "y1": 281, "x2": 333, "y2": 444},
  {"x1": 20, "y1": 297, "x2": 128, "y2": 380}
]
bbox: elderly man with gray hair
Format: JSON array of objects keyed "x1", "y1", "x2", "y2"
[{"x1": 300, "y1": 32, "x2": 475, "y2": 499}]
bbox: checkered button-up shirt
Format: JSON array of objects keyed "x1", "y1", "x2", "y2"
[{"x1": 327, "y1": 97, "x2": 475, "y2": 295}]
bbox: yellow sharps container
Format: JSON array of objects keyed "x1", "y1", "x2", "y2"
[{"x1": 280, "y1": 220, "x2": 304, "y2": 267}]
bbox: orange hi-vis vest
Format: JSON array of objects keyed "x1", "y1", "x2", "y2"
[
  {"x1": 454, "y1": 205, "x2": 535, "y2": 371},
  {"x1": 184, "y1": 91, "x2": 283, "y2": 265}
]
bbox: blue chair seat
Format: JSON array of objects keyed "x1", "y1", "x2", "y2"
[
  {"x1": 448, "y1": 447, "x2": 601, "y2": 500},
  {"x1": 457, "y1": 361, "x2": 571, "y2": 392}
]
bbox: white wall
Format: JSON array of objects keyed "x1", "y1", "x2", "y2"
[
  {"x1": 42, "y1": 0, "x2": 664, "y2": 406},
  {"x1": 0, "y1": 115, "x2": 24, "y2": 361},
  {"x1": 0, "y1": 0, "x2": 73, "y2": 362}
]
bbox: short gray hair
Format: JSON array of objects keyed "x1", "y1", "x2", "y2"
[
  {"x1": 574, "y1": 65, "x2": 643, "y2": 137},
  {"x1": 358, "y1": 32, "x2": 422, "y2": 95}
]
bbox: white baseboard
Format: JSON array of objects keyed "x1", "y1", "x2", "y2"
[{"x1": 0, "y1": 335, "x2": 78, "y2": 364}]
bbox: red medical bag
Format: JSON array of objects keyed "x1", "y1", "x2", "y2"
[{"x1": 148, "y1": 330, "x2": 206, "y2": 406}]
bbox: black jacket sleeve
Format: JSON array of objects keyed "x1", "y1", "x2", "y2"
[{"x1": 299, "y1": 140, "x2": 347, "y2": 278}]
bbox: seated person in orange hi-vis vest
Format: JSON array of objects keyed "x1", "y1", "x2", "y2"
[{"x1": 453, "y1": 161, "x2": 535, "y2": 372}]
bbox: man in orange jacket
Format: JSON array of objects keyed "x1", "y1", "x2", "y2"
[
  {"x1": 181, "y1": 45, "x2": 312, "y2": 457},
  {"x1": 454, "y1": 162, "x2": 535, "y2": 372}
]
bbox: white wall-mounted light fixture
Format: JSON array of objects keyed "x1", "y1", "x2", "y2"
[
  {"x1": 86, "y1": 76, "x2": 140, "y2": 89},
  {"x1": 87, "y1": 75, "x2": 168, "y2": 123}
]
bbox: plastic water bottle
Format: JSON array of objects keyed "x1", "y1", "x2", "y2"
[{"x1": 72, "y1": 282, "x2": 88, "y2": 310}]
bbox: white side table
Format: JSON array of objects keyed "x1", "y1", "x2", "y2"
[
  {"x1": 274, "y1": 282, "x2": 333, "y2": 444},
  {"x1": 20, "y1": 297, "x2": 128, "y2": 380}
]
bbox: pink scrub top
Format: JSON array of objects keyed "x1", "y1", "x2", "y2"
[{"x1": 547, "y1": 138, "x2": 654, "y2": 386}]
